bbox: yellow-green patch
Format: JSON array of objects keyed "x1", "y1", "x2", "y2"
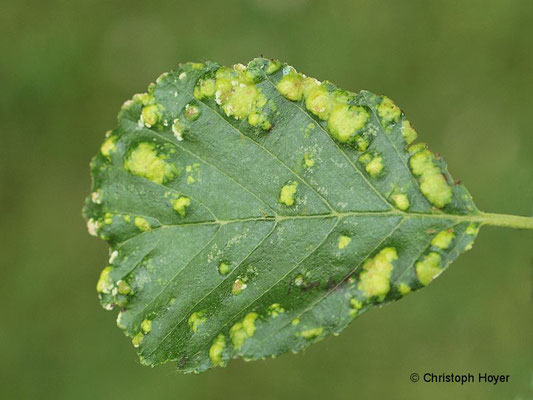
[
  {"x1": 305, "y1": 85, "x2": 331, "y2": 120},
  {"x1": 232, "y1": 278, "x2": 247, "y2": 295},
  {"x1": 303, "y1": 152, "x2": 315, "y2": 168},
  {"x1": 132, "y1": 332, "x2": 144, "y2": 348},
  {"x1": 358, "y1": 247, "x2": 398, "y2": 300},
  {"x1": 377, "y1": 96, "x2": 401, "y2": 126},
  {"x1": 298, "y1": 327, "x2": 323, "y2": 339},
  {"x1": 188, "y1": 311, "x2": 206, "y2": 333},
  {"x1": 96, "y1": 266, "x2": 113, "y2": 294},
  {"x1": 134, "y1": 216, "x2": 151, "y2": 232},
  {"x1": 218, "y1": 262, "x2": 231, "y2": 276},
  {"x1": 184, "y1": 103, "x2": 201, "y2": 121},
  {"x1": 401, "y1": 120, "x2": 417, "y2": 144},
  {"x1": 431, "y1": 229, "x2": 455, "y2": 250},
  {"x1": 189, "y1": 62, "x2": 205, "y2": 70},
  {"x1": 267, "y1": 303, "x2": 285, "y2": 318},
  {"x1": 117, "y1": 280, "x2": 131, "y2": 295},
  {"x1": 214, "y1": 66, "x2": 267, "y2": 121},
  {"x1": 409, "y1": 148, "x2": 452, "y2": 208},
  {"x1": 279, "y1": 181, "x2": 298, "y2": 206},
  {"x1": 349, "y1": 298, "x2": 363, "y2": 317},
  {"x1": 397, "y1": 282, "x2": 411, "y2": 295},
  {"x1": 171, "y1": 118, "x2": 185, "y2": 141},
  {"x1": 355, "y1": 136, "x2": 370, "y2": 151},
  {"x1": 294, "y1": 274, "x2": 304, "y2": 286},
  {"x1": 171, "y1": 196, "x2": 191, "y2": 217},
  {"x1": 416, "y1": 252, "x2": 442, "y2": 285},
  {"x1": 209, "y1": 334, "x2": 226, "y2": 366},
  {"x1": 392, "y1": 193, "x2": 410, "y2": 211},
  {"x1": 104, "y1": 212, "x2": 113, "y2": 225},
  {"x1": 247, "y1": 112, "x2": 271, "y2": 130},
  {"x1": 337, "y1": 235, "x2": 352, "y2": 249},
  {"x1": 194, "y1": 78, "x2": 216, "y2": 99},
  {"x1": 124, "y1": 142, "x2": 177, "y2": 184},
  {"x1": 100, "y1": 136, "x2": 116, "y2": 158},
  {"x1": 141, "y1": 104, "x2": 162, "y2": 127},
  {"x1": 265, "y1": 59, "x2": 281, "y2": 75},
  {"x1": 277, "y1": 69, "x2": 304, "y2": 101},
  {"x1": 466, "y1": 224, "x2": 479, "y2": 235},
  {"x1": 132, "y1": 92, "x2": 154, "y2": 107},
  {"x1": 141, "y1": 319, "x2": 152, "y2": 334},
  {"x1": 327, "y1": 105, "x2": 369, "y2": 143},
  {"x1": 365, "y1": 156, "x2": 384, "y2": 177},
  {"x1": 229, "y1": 312, "x2": 259, "y2": 349}
]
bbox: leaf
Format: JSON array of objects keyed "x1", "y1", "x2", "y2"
[{"x1": 84, "y1": 58, "x2": 483, "y2": 373}]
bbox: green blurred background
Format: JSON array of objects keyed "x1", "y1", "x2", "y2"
[{"x1": 2, "y1": 0, "x2": 532, "y2": 398}]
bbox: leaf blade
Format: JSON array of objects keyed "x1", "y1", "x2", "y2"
[{"x1": 84, "y1": 58, "x2": 480, "y2": 373}]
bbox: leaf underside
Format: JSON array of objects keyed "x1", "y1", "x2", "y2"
[{"x1": 84, "y1": 58, "x2": 480, "y2": 373}]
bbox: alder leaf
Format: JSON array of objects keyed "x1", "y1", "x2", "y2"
[{"x1": 84, "y1": 57, "x2": 494, "y2": 373}]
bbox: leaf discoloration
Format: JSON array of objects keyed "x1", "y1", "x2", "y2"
[{"x1": 84, "y1": 58, "x2": 488, "y2": 373}]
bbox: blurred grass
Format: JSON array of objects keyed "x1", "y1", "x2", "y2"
[{"x1": 1, "y1": 0, "x2": 532, "y2": 399}]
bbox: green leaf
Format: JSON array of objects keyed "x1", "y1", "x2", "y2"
[{"x1": 83, "y1": 58, "x2": 527, "y2": 373}]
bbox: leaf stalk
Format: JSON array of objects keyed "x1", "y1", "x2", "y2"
[{"x1": 476, "y1": 212, "x2": 533, "y2": 230}]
